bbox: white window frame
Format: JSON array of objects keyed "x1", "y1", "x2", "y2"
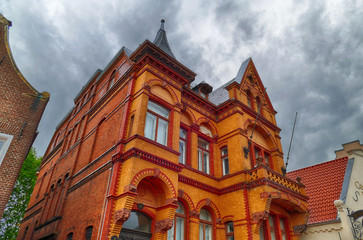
[{"x1": 0, "y1": 133, "x2": 13, "y2": 166}]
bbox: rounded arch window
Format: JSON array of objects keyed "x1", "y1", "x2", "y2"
[
  {"x1": 122, "y1": 211, "x2": 152, "y2": 233},
  {"x1": 199, "y1": 208, "x2": 213, "y2": 240}
]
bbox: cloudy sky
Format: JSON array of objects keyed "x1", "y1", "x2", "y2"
[{"x1": 1, "y1": 0, "x2": 362, "y2": 171}]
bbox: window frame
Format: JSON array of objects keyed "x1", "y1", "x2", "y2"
[
  {"x1": 179, "y1": 128, "x2": 188, "y2": 164},
  {"x1": 225, "y1": 221, "x2": 234, "y2": 240},
  {"x1": 260, "y1": 213, "x2": 290, "y2": 240},
  {"x1": 198, "y1": 137, "x2": 210, "y2": 174},
  {"x1": 0, "y1": 132, "x2": 13, "y2": 166},
  {"x1": 168, "y1": 201, "x2": 187, "y2": 240},
  {"x1": 250, "y1": 144, "x2": 272, "y2": 169},
  {"x1": 108, "y1": 69, "x2": 116, "y2": 90},
  {"x1": 144, "y1": 101, "x2": 170, "y2": 146},
  {"x1": 221, "y1": 146, "x2": 229, "y2": 176},
  {"x1": 85, "y1": 226, "x2": 93, "y2": 240},
  {"x1": 199, "y1": 208, "x2": 213, "y2": 240}
]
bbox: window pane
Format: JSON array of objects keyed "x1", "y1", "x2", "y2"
[
  {"x1": 226, "y1": 222, "x2": 233, "y2": 232},
  {"x1": 176, "y1": 217, "x2": 184, "y2": 240},
  {"x1": 180, "y1": 129, "x2": 186, "y2": 139},
  {"x1": 167, "y1": 222, "x2": 174, "y2": 240},
  {"x1": 228, "y1": 237, "x2": 234, "y2": 240},
  {"x1": 205, "y1": 225, "x2": 212, "y2": 240},
  {"x1": 259, "y1": 226, "x2": 265, "y2": 240},
  {"x1": 0, "y1": 140, "x2": 4, "y2": 150},
  {"x1": 157, "y1": 118, "x2": 168, "y2": 145},
  {"x1": 198, "y1": 139, "x2": 208, "y2": 149},
  {"x1": 198, "y1": 149, "x2": 203, "y2": 171},
  {"x1": 199, "y1": 224, "x2": 204, "y2": 239},
  {"x1": 200, "y1": 209, "x2": 211, "y2": 221},
  {"x1": 204, "y1": 152, "x2": 209, "y2": 174},
  {"x1": 268, "y1": 216, "x2": 274, "y2": 227},
  {"x1": 282, "y1": 233, "x2": 287, "y2": 240},
  {"x1": 221, "y1": 147, "x2": 228, "y2": 156},
  {"x1": 176, "y1": 202, "x2": 185, "y2": 214},
  {"x1": 179, "y1": 140, "x2": 186, "y2": 164},
  {"x1": 145, "y1": 113, "x2": 156, "y2": 140},
  {"x1": 270, "y1": 230, "x2": 276, "y2": 240},
  {"x1": 122, "y1": 211, "x2": 151, "y2": 232},
  {"x1": 148, "y1": 101, "x2": 169, "y2": 118},
  {"x1": 223, "y1": 158, "x2": 229, "y2": 175},
  {"x1": 279, "y1": 219, "x2": 285, "y2": 231},
  {"x1": 85, "y1": 226, "x2": 93, "y2": 240}
]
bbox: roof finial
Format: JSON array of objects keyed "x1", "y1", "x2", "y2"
[{"x1": 160, "y1": 19, "x2": 165, "y2": 30}]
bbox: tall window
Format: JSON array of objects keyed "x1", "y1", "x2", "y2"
[
  {"x1": 108, "y1": 70, "x2": 116, "y2": 90},
  {"x1": 247, "y1": 91, "x2": 253, "y2": 109},
  {"x1": 256, "y1": 97, "x2": 262, "y2": 115},
  {"x1": 179, "y1": 129, "x2": 187, "y2": 164},
  {"x1": 225, "y1": 222, "x2": 234, "y2": 240},
  {"x1": 199, "y1": 209, "x2": 212, "y2": 240},
  {"x1": 198, "y1": 138, "x2": 210, "y2": 174},
  {"x1": 260, "y1": 214, "x2": 289, "y2": 240},
  {"x1": 85, "y1": 226, "x2": 93, "y2": 240},
  {"x1": 168, "y1": 202, "x2": 186, "y2": 240},
  {"x1": 144, "y1": 101, "x2": 169, "y2": 145},
  {"x1": 221, "y1": 147, "x2": 229, "y2": 175}
]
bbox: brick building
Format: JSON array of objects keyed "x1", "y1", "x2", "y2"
[
  {"x1": 18, "y1": 20, "x2": 308, "y2": 240},
  {"x1": 0, "y1": 14, "x2": 49, "y2": 218}
]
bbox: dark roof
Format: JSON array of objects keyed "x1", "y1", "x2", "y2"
[
  {"x1": 153, "y1": 19, "x2": 176, "y2": 58},
  {"x1": 209, "y1": 58, "x2": 251, "y2": 105},
  {"x1": 287, "y1": 157, "x2": 350, "y2": 224}
]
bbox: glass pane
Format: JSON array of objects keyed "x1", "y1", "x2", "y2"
[
  {"x1": 199, "y1": 224, "x2": 204, "y2": 239},
  {"x1": 204, "y1": 152, "x2": 209, "y2": 174},
  {"x1": 122, "y1": 211, "x2": 151, "y2": 232},
  {"x1": 148, "y1": 101, "x2": 169, "y2": 118},
  {"x1": 259, "y1": 225, "x2": 265, "y2": 240},
  {"x1": 200, "y1": 209, "x2": 211, "y2": 221},
  {"x1": 255, "y1": 148, "x2": 259, "y2": 160},
  {"x1": 157, "y1": 119, "x2": 168, "y2": 145},
  {"x1": 226, "y1": 222, "x2": 233, "y2": 232},
  {"x1": 282, "y1": 233, "x2": 287, "y2": 240},
  {"x1": 167, "y1": 222, "x2": 174, "y2": 240},
  {"x1": 205, "y1": 224, "x2": 212, "y2": 240},
  {"x1": 270, "y1": 230, "x2": 276, "y2": 240},
  {"x1": 176, "y1": 202, "x2": 185, "y2": 214},
  {"x1": 228, "y1": 237, "x2": 234, "y2": 240},
  {"x1": 0, "y1": 140, "x2": 4, "y2": 150},
  {"x1": 279, "y1": 219, "x2": 285, "y2": 231},
  {"x1": 221, "y1": 147, "x2": 228, "y2": 156},
  {"x1": 176, "y1": 217, "x2": 184, "y2": 240},
  {"x1": 198, "y1": 149, "x2": 203, "y2": 171},
  {"x1": 223, "y1": 158, "x2": 229, "y2": 175},
  {"x1": 179, "y1": 140, "x2": 186, "y2": 164},
  {"x1": 144, "y1": 113, "x2": 156, "y2": 140},
  {"x1": 268, "y1": 216, "x2": 274, "y2": 227},
  {"x1": 180, "y1": 129, "x2": 186, "y2": 139}
]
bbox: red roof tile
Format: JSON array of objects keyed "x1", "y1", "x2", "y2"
[{"x1": 287, "y1": 157, "x2": 348, "y2": 224}]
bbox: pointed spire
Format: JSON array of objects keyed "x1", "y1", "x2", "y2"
[{"x1": 153, "y1": 19, "x2": 176, "y2": 58}]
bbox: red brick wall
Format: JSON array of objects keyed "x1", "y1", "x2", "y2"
[{"x1": 0, "y1": 16, "x2": 49, "y2": 218}]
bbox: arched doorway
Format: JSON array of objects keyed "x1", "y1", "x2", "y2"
[{"x1": 119, "y1": 211, "x2": 152, "y2": 240}]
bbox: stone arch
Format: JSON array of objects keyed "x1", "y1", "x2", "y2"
[
  {"x1": 178, "y1": 190, "x2": 196, "y2": 212},
  {"x1": 244, "y1": 119, "x2": 277, "y2": 149},
  {"x1": 130, "y1": 168, "x2": 177, "y2": 199},
  {"x1": 196, "y1": 198, "x2": 221, "y2": 219},
  {"x1": 180, "y1": 106, "x2": 197, "y2": 125},
  {"x1": 145, "y1": 79, "x2": 179, "y2": 105},
  {"x1": 196, "y1": 117, "x2": 218, "y2": 137}
]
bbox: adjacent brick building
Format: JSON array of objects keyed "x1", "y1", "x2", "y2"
[
  {"x1": 18, "y1": 20, "x2": 308, "y2": 240},
  {"x1": 0, "y1": 14, "x2": 49, "y2": 218}
]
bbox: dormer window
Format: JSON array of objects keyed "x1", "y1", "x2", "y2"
[{"x1": 192, "y1": 81, "x2": 213, "y2": 99}]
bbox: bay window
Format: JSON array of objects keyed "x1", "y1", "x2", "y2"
[
  {"x1": 144, "y1": 101, "x2": 169, "y2": 145},
  {"x1": 198, "y1": 138, "x2": 210, "y2": 174},
  {"x1": 199, "y1": 209, "x2": 212, "y2": 240}
]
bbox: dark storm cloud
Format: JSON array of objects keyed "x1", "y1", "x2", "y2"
[{"x1": 1, "y1": 0, "x2": 362, "y2": 171}]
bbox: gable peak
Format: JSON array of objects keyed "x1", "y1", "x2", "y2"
[{"x1": 153, "y1": 19, "x2": 176, "y2": 59}]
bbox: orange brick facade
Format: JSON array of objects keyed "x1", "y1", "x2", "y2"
[
  {"x1": 0, "y1": 15, "x2": 49, "y2": 219},
  {"x1": 18, "y1": 21, "x2": 308, "y2": 240}
]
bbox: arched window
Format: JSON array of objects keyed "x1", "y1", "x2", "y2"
[
  {"x1": 199, "y1": 208, "x2": 213, "y2": 240},
  {"x1": 246, "y1": 91, "x2": 253, "y2": 109},
  {"x1": 144, "y1": 101, "x2": 169, "y2": 145},
  {"x1": 85, "y1": 226, "x2": 93, "y2": 240},
  {"x1": 168, "y1": 202, "x2": 186, "y2": 240},
  {"x1": 22, "y1": 226, "x2": 28, "y2": 240},
  {"x1": 256, "y1": 96, "x2": 262, "y2": 115}
]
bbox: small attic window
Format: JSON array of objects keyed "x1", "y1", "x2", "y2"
[{"x1": 192, "y1": 81, "x2": 213, "y2": 99}]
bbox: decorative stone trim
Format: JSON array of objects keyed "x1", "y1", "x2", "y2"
[
  {"x1": 114, "y1": 208, "x2": 131, "y2": 223},
  {"x1": 155, "y1": 218, "x2": 173, "y2": 233}
]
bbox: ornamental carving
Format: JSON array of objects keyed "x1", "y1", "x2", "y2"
[
  {"x1": 251, "y1": 211, "x2": 268, "y2": 223},
  {"x1": 293, "y1": 224, "x2": 307, "y2": 234},
  {"x1": 114, "y1": 208, "x2": 131, "y2": 223},
  {"x1": 190, "y1": 211, "x2": 200, "y2": 218},
  {"x1": 155, "y1": 218, "x2": 173, "y2": 232}
]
